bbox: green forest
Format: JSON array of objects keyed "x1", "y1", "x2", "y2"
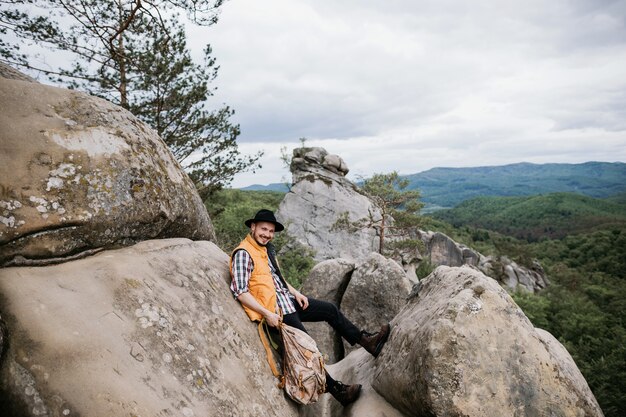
[
  {"x1": 208, "y1": 188, "x2": 626, "y2": 417},
  {"x1": 431, "y1": 192, "x2": 626, "y2": 240}
]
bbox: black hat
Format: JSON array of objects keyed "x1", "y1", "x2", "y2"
[{"x1": 244, "y1": 209, "x2": 285, "y2": 232}]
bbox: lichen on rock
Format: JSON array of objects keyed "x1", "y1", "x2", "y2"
[{"x1": 0, "y1": 64, "x2": 214, "y2": 266}]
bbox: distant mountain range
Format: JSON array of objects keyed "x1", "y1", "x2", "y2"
[
  {"x1": 241, "y1": 183, "x2": 290, "y2": 192},
  {"x1": 241, "y1": 161, "x2": 626, "y2": 209},
  {"x1": 405, "y1": 161, "x2": 626, "y2": 209}
]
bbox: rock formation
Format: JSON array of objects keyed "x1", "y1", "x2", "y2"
[
  {"x1": 300, "y1": 258, "x2": 356, "y2": 363},
  {"x1": 0, "y1": 64, "x2": 213, "y2": 267},
  {"x1": 340, "y1": 253, "x2": 412, "y2": 355},
  {"x1": 0, "y1": 245, "x2": 603, "y2": 417},
  {"x1": 301, "y1": 254, "x2": 412, "y2": 364},
  {"x1": 278, "y1": 146, "x2": 548, "y2": 293},
  {"x1": 0, "y1": 239, "x2": 299, "y2": 417},
  {"x1": 373, "y1": 265, "x2": 603, "y2": 417},
  {"x1": 0, "y1": 68, "x2": 601, "y2": 417},
  {"x1": 420, "y1": 230, "x2": 480, "y2": 267},
  {"x1": 305, "y1": 266, "x2": 603, "y2": 417},
  {"x1": 277, "y1": 147, "x2": 382, "y2": 261},
  {"x1": 419, "y1": 230, "x2": 548, "y2": 293}
]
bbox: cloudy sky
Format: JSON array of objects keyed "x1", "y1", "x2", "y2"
[{"x1": 186, "y1": 0, "x2": 626, "y2": 188}]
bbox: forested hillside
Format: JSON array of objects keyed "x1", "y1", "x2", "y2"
[
  {"x1": 406, "y1": 161, "x2": 626, "y2": 209},
  {"x1": 431, "y1": 192, "x2": 626, "y2": 240}
]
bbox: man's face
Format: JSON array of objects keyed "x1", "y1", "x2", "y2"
[{"x1": 250, "y1": 221, "x2": 275, "y2": 246}]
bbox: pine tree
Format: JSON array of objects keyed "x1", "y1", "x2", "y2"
[
  {"x1": 126, "y1": 18, "x2": 262, "y2": 198},
  {"x1": 333, "y1": 171, "x2": 424, "y2": 255}
]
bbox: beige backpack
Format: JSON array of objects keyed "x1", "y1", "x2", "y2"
[{"x1": 259, "y1": 321, "x2": 326, "y2": 404}]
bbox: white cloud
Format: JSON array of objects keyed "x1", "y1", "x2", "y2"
[{"x1": 190, "y1": 0, "x2": 626, "y2": 186}]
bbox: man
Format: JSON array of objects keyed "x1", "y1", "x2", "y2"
[{"x1": 230, "y1": 209, "x2": 391, "y2": 406}]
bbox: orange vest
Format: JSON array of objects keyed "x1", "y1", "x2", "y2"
[{"x1": 230, "y1": 234, "x2": 277, "y2": 322}]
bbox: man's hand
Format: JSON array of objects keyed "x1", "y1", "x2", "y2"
[
  {"x1": 294, "y1": 291, "x2": 309, "y2": 310},
  {"x1": 237, "y1": 292, "x2": 282, "y2": 327},
  {"x1": 264, "y1": 311, "x2": 282, "y2": 328}
]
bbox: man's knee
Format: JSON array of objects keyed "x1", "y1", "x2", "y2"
[
  {"x1": 321, "y1": 301, "x2": 341, "y2": 321},
  {"x1": 313, "y1": 299, "x2": 339, "y2": 315}
]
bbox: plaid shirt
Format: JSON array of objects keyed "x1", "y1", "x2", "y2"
[{"x1": 230, "y1": 249, "x2": 296, "y2": 315}]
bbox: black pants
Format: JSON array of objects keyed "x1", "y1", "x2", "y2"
[
  {"x1": 281, "y1": 298, "x2": 362, "y2": 390},
  {"x1": 282, "y1": 297, "x2": 362, "y2": 345}
]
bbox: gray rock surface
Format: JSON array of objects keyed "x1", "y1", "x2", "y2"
[
  {"x1": 341, "y1": 253, "x2": 412, "y2": 355},
  {"x1": 0, "y1": 242, "x2": 601, "y2": 417},
  {"x1": 420, "y1": 230, "x2": 480, "y2": 267},
  {"x1": 0, "y1": 239, "x2": 298, "y2": 417},
  {"x1": 299, "y1": 254, "x2": 411, "y2": 363},
  {"x1": 0, "y1": 62, "x2": 36, "y2": 82},
  {"x1": 419, "y1": 230, "x2": 548, "y2": 293},
  {"x1": 372, "y1": 265, "x2": 604, "y2": 417},
  {"x1": 0, "y1": 67, "x2": 213, "y2": 267},
  {"x1": 277, "y1": 147, "x2": 382, "y2": 262},
  {"x1": 497, "y1": 257, "x2": 549, "y2": 293},
  {"x1": 300, "y1": 259, "x2": 356, "y2": 363},
  {"x1": 535, "y1": 327, "x2": 600, "y2": 405}
]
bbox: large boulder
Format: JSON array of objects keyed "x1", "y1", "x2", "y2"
[
  {"x1": 372, "y1": 265, "x2": 604, "y2": 417},
  {"x1": 0, "y1": 66, "x2": 213, "y2": 267},
  {"x1": 341, "y1": 253, "x2": 412, "y2": 355},
  {"x1": 419, "y1": 230, "x2": 548, "y2": 293},
  {"x1": 419, "y1": 231, "x2": 480, "y2": 267},
  {"x1": 277, "y1": 147, "x2": 382, "y2": 262},
  {"x1": 300, "y1": 258, "x2": 356, "y2": 363},
  {"x1": 0, "y1": 239, "x2": 298, "y2": 417},
  {"x1": 299, "y1": 254, "x2": 412, "y2": 362},
  {"x1": 499, "y1": 257, "x2": 548, "y2": 293}
]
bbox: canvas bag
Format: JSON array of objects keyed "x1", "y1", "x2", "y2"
[{"x1": 258, "y1": 320, "x2": 326, "y2": 405}]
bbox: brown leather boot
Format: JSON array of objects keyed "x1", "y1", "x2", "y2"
[
  {"x1": 359, "y1": 323, "x2": 391, "y2": 358},
  {"x1": 328, "y1": 381, "x2": 362, "y2": 406}
]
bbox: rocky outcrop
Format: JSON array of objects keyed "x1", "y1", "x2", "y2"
[
  {"x1": 302, "y1": 266, "x2": 602, "y2": 417},
  {"x1": 0, "y1": 239, "x2": 298, "y2": 417},
  {"x1": 341, "y1": 253, "x2": 412, "y2": 355},
  {"x1": 277, "y1": 147, "x2": 382, "y2": 261},
  {"x1": 419, "y1": 230, "x2": 548, "y2": 293},
  {"x1": 300, "y1": 254, "x2": 412, "y2": 363},
  {"x1": 0, "y1": 66, "x2": 213, "y2": 267},
  {"x1": 0, "y1": 63, "x2": 36, "y2": 82},
  {"x1": 420, "y1": 230, "x2": 480, "y2": 267},
  {"x1": 300, "y1": 258, "x2": 356, "y2": 363},
  {"x1": 290, "y1": 147, "x2": 350, "y2": 181},
  {"x1": 372, "y1": 265, "x2": 603, "y2": 417},
  {"x1": 0, "y1": 246, "x2": 602, "y2": 417},
  {"x1": 497, "y1": 256, "x2": 548, "y2": 292},
  {"x1": 277, "y1": 147, "x2": 547, "y2": 293}
]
